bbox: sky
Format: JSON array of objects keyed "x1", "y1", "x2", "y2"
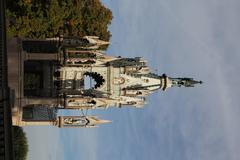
[{"x1": 25, "y1": 0, "x2": 240, "y2": 160}]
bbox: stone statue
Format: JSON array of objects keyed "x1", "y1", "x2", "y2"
[
  {"x1": 171, "y1": 78, "x2": 202, "y2": 87},
  {"x1": 63, "y1": 117, "x2": 88, "y2": 126}
]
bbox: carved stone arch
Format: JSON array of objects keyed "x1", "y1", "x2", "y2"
[{"x1": 83, "y1": 72, "x2": 105, "y2": 89}]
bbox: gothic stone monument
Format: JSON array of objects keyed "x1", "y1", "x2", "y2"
[{"x1": 8, "y1": 36, "x2": 202, "y2": 128}]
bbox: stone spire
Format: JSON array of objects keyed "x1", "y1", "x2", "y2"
[
  {"x1": 62, "y1": 36, "x2": 110, "y2": 50},
  {"x1": 58, "y1": 116, "x2": 112, "y2": 128}
]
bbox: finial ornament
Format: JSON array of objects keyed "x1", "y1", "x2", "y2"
[
  {"x1": 160, "y1": 74, "x2": 202, "y2": 91},
  {"x1": 170, "y1": 78, "x2": 202, "y2": 87}
]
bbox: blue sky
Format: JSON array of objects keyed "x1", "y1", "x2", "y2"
[{"x1": 25, "y1": 0, "x2": 240, "y2": 160}]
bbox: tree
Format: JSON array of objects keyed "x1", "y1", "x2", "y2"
[
  {"x1": 6, "y1": 0, "x2": 113, "y2": 41},
  {"x1": 12, "y1": 126, "x2": 28, "y2": 160}
]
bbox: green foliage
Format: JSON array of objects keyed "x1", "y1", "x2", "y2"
[
  {"x1": 12, "y1": 126, "x2": 28, "y2": 160},
  {"x1": 6, "y1": 0, "x2": 113, "y2": 41}
]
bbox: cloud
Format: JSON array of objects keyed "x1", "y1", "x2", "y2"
[
  {"x1": 105, "y1": 0, "x2": 240, "y2": 160},
  {"x1": 60, "y1": 128, "x2": 99, "y2": 160},
  {"x1": 24, "y1": 127, "x2": 64, "y2": 160}
]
